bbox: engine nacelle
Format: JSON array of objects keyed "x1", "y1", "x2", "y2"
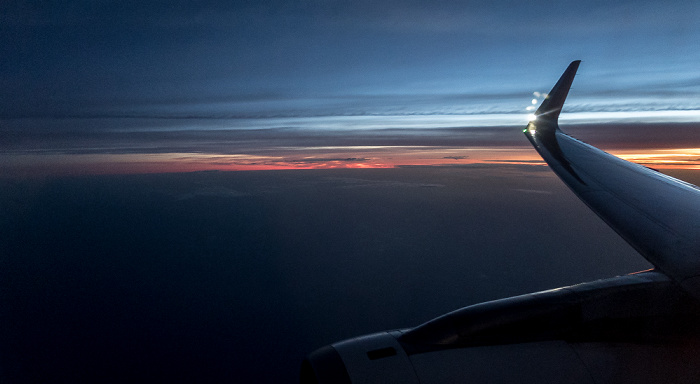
[
  {"x1": 302, "y1": 272, "x2": 700, "y2": 384},
  {"x1": 302, "y1": 332, "x2": 599, "y2": 384},
  {"x1": 301, "y1": 331, "x2": 419, "y2": 384}
]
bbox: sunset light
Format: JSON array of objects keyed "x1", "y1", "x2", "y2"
[{"x1": 613, "y1": 148, "x2": 700, "y2": 169}]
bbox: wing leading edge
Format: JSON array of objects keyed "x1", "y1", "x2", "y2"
[{"x1": 524, "y1": 61, "x2": 700, "y2": 298}]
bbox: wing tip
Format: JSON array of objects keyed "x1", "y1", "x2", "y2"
[{"x1": 534, "y1": 60, "x2": 581, "y2": 122}]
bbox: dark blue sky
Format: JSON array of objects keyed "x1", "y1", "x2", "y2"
[
  {"x1": 3, "y1": 0, "x2": 700, "y2": 118},
  {"x1": 1, "y1": 1, "x2": 700, "y2": 175}
]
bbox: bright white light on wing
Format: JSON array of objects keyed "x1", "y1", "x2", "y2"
[
  {"x1": 526, "y1": 92, "x2": 545, "y2": 114},
  {"x1": 527, "y1": 114, "x2": 537, "y2": 121}
]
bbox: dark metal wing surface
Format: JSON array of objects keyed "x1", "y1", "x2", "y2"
[{"x1": 524, "y1": 61, "x2": 700, "y2": 298}]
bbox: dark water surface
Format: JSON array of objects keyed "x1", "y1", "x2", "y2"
[{"x1": 0, "y1": 166, "x2": 659, "y2": 382}]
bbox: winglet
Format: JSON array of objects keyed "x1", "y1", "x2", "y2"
[{"x1": 534, "y1": 60, "x2": 581, "y2": 125}]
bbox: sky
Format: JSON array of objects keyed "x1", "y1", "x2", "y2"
[{"x1": 1, "y1": 0, "x2": 700, "y2": 176}]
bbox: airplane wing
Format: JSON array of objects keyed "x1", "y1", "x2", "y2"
[
  {"x1": 301, "y1": 62, "x2": 700, "y2": 384},
  {"x1": 524, "y1": 61, "x2": 700, "y2": 298}
]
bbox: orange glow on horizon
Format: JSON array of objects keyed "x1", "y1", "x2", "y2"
[
  {"x1": 611, "y1": 148, "x2": 700, "y2": 170},
  {"x1": 1, "y1": 147, "x2": 543, "y2": 177},
  {"x1": 4, "y1": 146, "x2": 700, "y2": 178}
]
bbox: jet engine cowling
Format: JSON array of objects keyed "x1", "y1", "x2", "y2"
[{"x1": 302, "y1": 272, "x2": 700, "y2": 384}]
